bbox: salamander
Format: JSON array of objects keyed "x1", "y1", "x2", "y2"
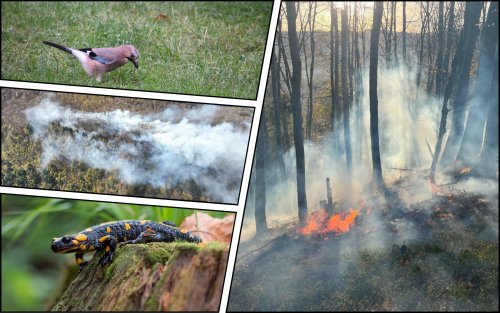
[{"x1": 51, "y1": 220, "x2": 202, "y2": 271}]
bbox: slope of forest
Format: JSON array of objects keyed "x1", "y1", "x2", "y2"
[
  {"x1": 231, "y1": 2, "x2": 498, "y2": 311},
  {"x1": 1, "y1": 88, "x2": 253, "y2": 203}
]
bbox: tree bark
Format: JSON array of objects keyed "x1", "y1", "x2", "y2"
[
  {"x1": 255, "y1": 111, "x2": 268, "y2": 234},
  {"x1": 440, "y1": 2, "x2": 483, "y2": 167},
  {"x1": 435, "y1": 2, "x2": 445, "y2": 96},
  {"x1": 370, "y1": 2, "x2": 385, "y2": 189},
  {"x1": 306, "y1": 2, "x2": 317, "y2": 141},
  {"x1": 286, "y1": 2, "x2": 308, "y2": 225},
  {"x1": 341, "y1": 8, "x2": 352, "y2": 176},
  {"x1": 457, "y1": 2, "x2": 499, "y2": 166},
  {"x1": 51, "y1": 243, "x2": 228, "y2": 311},
  {"x1": 430, "y1": 2, "x2": 483, "y2": 184},
  {"x1": 474, "y1": 44, "x2": 499, "y2": 177},
  {"x1": 441, "y1": 2, "x2": 455, "y2": 96},
  {"x1": 402, "y1": 2, "x2": 407, "y2": 66},
  {"x1": 271, "y1": 47, "x2": 287, "y2": 182}
]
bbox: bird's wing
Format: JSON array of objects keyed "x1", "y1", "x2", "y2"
[{"x1": 79, "y1": 48, "x2": 114, "y2": 65}]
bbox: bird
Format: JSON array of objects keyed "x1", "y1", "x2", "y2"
[{"x1": 42, "y1": 41, "x2": 139, "y2": 82}]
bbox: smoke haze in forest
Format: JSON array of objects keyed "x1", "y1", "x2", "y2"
[{"x1": 25, "y1": 99, "x2": 251, "y2": 203}]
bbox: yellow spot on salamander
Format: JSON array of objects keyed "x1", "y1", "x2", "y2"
[
  {"x1": 76, "y1": 258, "x2": 84, "y2": 265},
  {"x1": 140, "y1": 220, "x2": 148, "y2": 225},
  {"x1": 123, "y1": 236, "x2": 127, "y2": 241},
  {"x1": 72, "y1": 240, "x2": 79, "y2": 245},
  {"x1": 106, "y1": 227, "x2": 111, "y2": 233},
  {"x1": 180, "y1": 228, "x2": 187, "y2": 234},
  {"x1": 105, "y1": 246, "x2": 111, "y2": 252},
  {"x1": 99, "y1": 235, "x2": 109, "y2": 243},
  {"x1": 75, "y1": 234, "x2": 88, "y2": 242},
  {"x1": 125, "y1": 223, "x2": 131, "y2": 231},
  {"x1": 80, "y1": 244, "x2": 87, "y2": 251},
  {"x1": 89, "y1": 245, "x2": 95, "y2": 251}
]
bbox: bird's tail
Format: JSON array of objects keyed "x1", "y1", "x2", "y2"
[{"x1": 42, "y1": 41, "x2": 72, "y2": 54}]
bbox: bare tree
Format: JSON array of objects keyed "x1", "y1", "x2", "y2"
[
  {"x1": 255, "y1": 111, "x2": 268, "y2": 234},
  {"x1": 402, "y1": 1, "x2": 407, "y2": 65},
  {"x1": 306, "y1": 2, "x2": 317, "y2": 141},
  {"x1": 440, "y1": 1, "x2": 484, "y2": 167},
  {"x1": 430, "y1": 1, "x2": 484, "y2": 184},
  {"x1": 285, "y1": 2, "x2": 308, "y2": 224},
  {"x1": 457, "y1": 2, "x2": 499, "y2": 167},
  {"x1": 341, "y1": 8, "x2": 352, "y2": 176},
  {"x1": 370, "y1": 1, "x2": 385, "y2": 189}
]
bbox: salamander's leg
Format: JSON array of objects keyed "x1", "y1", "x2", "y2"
[
  {"x1": 97, "y1": 235, "x2": 117, "y2": 267},
  {"x1": 75, "y1": 252, "x2": 88, "y2": 272},
  {"x1": 121, "y1": 228, "x2": 163, "y2": 245}
]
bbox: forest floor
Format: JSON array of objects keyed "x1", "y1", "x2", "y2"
[{"x1": 228, "y1": 173, "x2": 499, "y2": 311}]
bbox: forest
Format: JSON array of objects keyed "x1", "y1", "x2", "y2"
[
  {"x1": 229, "y1": 2, "x2": 498, "y2": 311},
  {"x1": 1, "y1": 89, "x2": 253, "y2": 204}
]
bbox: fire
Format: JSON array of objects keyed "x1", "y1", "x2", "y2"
[
  {"x1": 459, "y1": 167, "x2": 471, "y2": 175},
  {"x1": 298, "y1": 207, "x2": 360, "y2": 235}
]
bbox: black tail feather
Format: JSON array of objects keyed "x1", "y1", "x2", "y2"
[{"x1": 42, "y1": 41, "x2": 72, "y2": 54}]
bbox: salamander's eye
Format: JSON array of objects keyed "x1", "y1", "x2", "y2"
[{"x1": 61, "y1": 236, "x2": 72, "y2": 244}]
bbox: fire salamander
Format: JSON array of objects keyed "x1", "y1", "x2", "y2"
[{"x1": 51, "y1": 220, "x2": 202, "y2": 271}]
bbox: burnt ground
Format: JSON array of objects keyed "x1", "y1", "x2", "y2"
[{"x1": 228, "y1": 178, "x2": 499, "y2": 311}]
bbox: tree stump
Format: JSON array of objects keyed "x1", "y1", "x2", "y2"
[{"x1": 51, "y1": 242, "x2": 228, "y2": 311}]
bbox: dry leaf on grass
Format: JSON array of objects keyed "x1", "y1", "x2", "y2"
[{"x1": 181, "y1": 213, "x2": 235, "y2": 244}]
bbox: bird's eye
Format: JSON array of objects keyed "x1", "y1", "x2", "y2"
[{"x1": 61, "y1": 236, "x2": 72, "y2": 244}]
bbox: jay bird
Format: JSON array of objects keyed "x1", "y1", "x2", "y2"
[{"x1": 42, "y1": 41, "x2": 139, "y2": 81}]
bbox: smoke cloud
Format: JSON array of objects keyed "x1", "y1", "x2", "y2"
[{"x1": 25, "y1": 98, "x2": 251, "y2": 203}]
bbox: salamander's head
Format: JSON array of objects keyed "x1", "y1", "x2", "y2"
[{"x1": 51, "y1": 233, "x2": 88, "y2": 253}]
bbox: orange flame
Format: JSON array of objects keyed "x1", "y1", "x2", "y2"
[
  {"x1": 459, "y1": 167, "x2": 471, "y2": 175},
  {"x1": 298, "y1": 207, "x2": 360, "y2": 235}
]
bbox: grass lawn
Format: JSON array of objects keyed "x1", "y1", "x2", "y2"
[{"x1": 1, "y1": 1, "x2": 273, "y2": 99}]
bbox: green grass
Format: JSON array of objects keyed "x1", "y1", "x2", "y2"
[{"x1": 1, "y1": 1, "x2": 273, "y2": 99}]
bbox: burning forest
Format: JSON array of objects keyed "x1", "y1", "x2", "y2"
[{"x1": 229, "y1": 2, "x2": 498, "y2": 311}]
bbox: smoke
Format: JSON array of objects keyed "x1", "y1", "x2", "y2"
[{"x1": 25, "y1": 98, "x2": 251, "y2": 203}]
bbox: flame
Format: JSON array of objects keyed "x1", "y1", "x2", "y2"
[
  {"x1": 298, "y1": 207, "x2": 360, "y2": 235},
  {"x1": 459, "y1": 167, "x2": 471, "y2": 175},
  {"x1": 322, "y1": 208, "x2": 360, "y2": 234}
]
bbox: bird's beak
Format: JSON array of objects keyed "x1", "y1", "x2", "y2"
[{"x1": 128, "y1": 57, "x2": 138, "y2": 69}]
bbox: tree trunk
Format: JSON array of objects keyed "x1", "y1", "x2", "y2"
[
  {"x1": 440, "y1": 2, "x2": 483, "y2": 167},
  {"x1": 430, "y1": 1, "x2": 484, "y2": 184},
  {"x1": 435, "y1": 2, "x2": 445, "y2": 96},
  {"x1": 306, "y1": 2, "x2": 317, "y2": 141},
  {"x1": 393, "y1": 2, "x2": 398, "y2": 65},
  {"x1": 255, "y1": 111, "x2": 268, "y2": 234},
  {"x1": 330, "y1": 4, "x2": 337, "y2": 147},
  {"x1": 474, "y1": 44, "x2": 499, "y2": 177},
  {"x1": 333, "y1": 7, "x2": 340, "y2": 154},
  {"x1": 51, "y1": 243, "x2": 228, "y2": 311},
  {"x1": 416, "y1": 2, "x2": 429, "y2": 89},
  {"x1": 402, "y1": 2, "x2": 407, "y2": 66},
  {"x1": 441, "y1": 2, "x2": 455, "y2": 95},
  {"x1": 457, "y1": 2, "x2": 499, "y2": 166},
  {"x1": 341, "y1": 8, "x2": 352, "y2": 176},
  {"x1": 271, "y1": 47, "x2": 287, "y2": 182},
  {"x1": 286, "y1": 2, "x2": 308, "y2": 225},
  {"x1": 370, "y1": 1, "x2": 385, "y2": 189}
]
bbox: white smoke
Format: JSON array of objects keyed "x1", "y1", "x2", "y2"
[{"x1": 25, "y1": 98, "x2": 251, "y2": 203}]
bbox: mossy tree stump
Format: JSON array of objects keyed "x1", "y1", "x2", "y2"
[{"x1": 51, "y1": 242, "x2": 228, "y2": 311}]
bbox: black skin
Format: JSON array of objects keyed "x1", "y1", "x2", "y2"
[{"x1": 51, "y1": 220, "x2": 202, "y2": 272}]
